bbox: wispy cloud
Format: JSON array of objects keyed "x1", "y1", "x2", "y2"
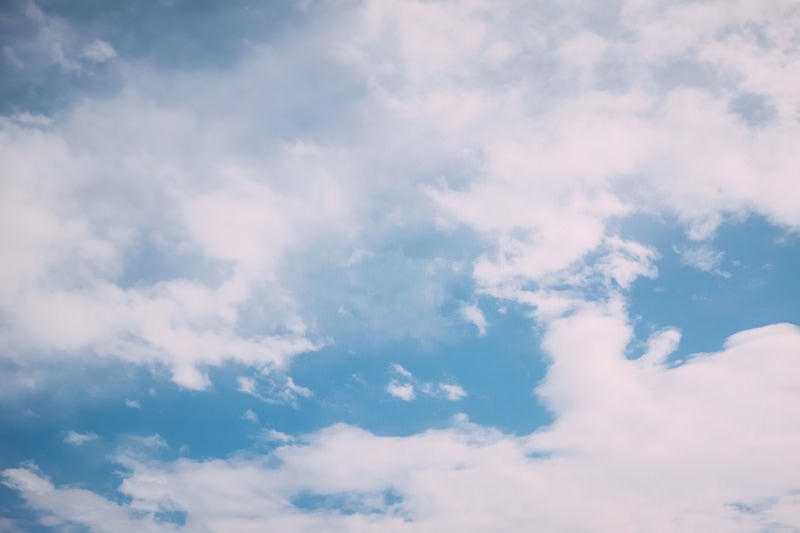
[
  {"x1": 124, "y1": 399, "x2": 142, "y2": 410},
  {"x1": 674, "y1": 245, "x2": 730, "y2": 277},
  {"x1": 63, "y1": 431, "x2": 98, "y2": 446}
]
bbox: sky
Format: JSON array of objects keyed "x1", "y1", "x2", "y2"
[{"x1": 1, "y1": 0, "x2": 799, "y2": 531}]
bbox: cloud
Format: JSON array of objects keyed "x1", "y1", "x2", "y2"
[
  {"x1": 460, "y1": 304, "x2": 487, "y2": 336},
  {"x1": 64, "y1": 430, "x2": 99, "y2": 445},
  {"x1": 437, "y1": 383, "x2": 466, "y2": 401},
  {"x1": 387, "y1": 364, "x2": 466, "y2": 402},
  {"x1": 138, "y1": 434, "x2": 167, "y2": 450},
  {"x1": 10, "y1": 315, "x2": 800, "y2": 532},
  {"x1": 674, "y1": 244, "x2": 730, "y2": 277},
  {"x1": 125, "y1": 399, "x2": 142, "y2": 410},
  {"x1": 2, "y1": 0, "x2": 799, "y2": 392},
  {"x1": 238, "y1": 375, "x2": 313, "y2": 406},
  {"x1": 237, "y1": 377, "x2": 257, "y2": 395},
  {"x1": 81, "y1": 40, "x2": 116, "y2": 63},
  {"x1": 258, "y1": 429, "x2": 295, "y2": 444},
  {"x1": 2, "y1": 0, "x2": 800, "y2": 529},
  {"x1": 390, "y1": 363, "x2": 412, "y2": 378},
  {"x1": 639, "y1": 327, "x2": 682, "y2": 367},
  {"x1": 386, "y1": 382, "x2": 415, "y2": 401},
  {"x1": 243, "y1": 409, "x2": 258, "y2": 422},
  {"x1": 1, "y1": 466, "x2": 179, "y2": 533}
]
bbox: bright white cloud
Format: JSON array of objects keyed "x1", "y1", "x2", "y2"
[
  {"x1": 388, "y1": 364, "x2": 465, "y2": 402},
  {"x1": 386, "y1": 381, "x2": 415, "y2": 401},
  {"x1": 10, "y1": 318, "x2": 799, "y2": 530},
  {"x1": 437, "y1": 383, "x2": 466, "y2": 401},
  {"x1": 259, "y1": 429, "x2": 295, "y2": 444},
  {"x1": 2, "y1": 0, "x2": 799, "y2": 392},
  {"x1": 391, "y1": 363, "x2": 413, "y2": 378},
  {"x1": 3, "y1": 0, "x2": 800, "y2": 530},
  {"x1": 460, "y1": 304, "x2": 487, "y2": 336},
  {"x1": 64, "y1": 431, "x2": 99, "y2": 446},
  {"x1": 639, "y1": 327, "x2": 682, "y2": 367}
]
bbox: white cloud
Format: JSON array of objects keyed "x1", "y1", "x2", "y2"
[
  {"x1": 125, "y1": 399, "x2": 142, "y2": 410},
  {"x1": 243, "y1": 409, "x2": 258, "y2": 422},
  {"x1": 285, "y1": 377, "x2": 313, "y2": 399},
  {"x1": 639, "y1": 327, "x2": 681, "y2": 367},
  {"x1": 3, "y1": 0, "x2": 800, "y2": 392},
  {"x1": 391, "y1": 363, "x2": 412, "y2": 378},
  {"x1": 386, "y1": 381, "x2": 415, "y2": 401},
  {"x1": 3, "y1": 1, "x2": 800, "y2": 529},
  {"x1": 137, "y1": 434, "x2": 167, "y2": 450},
  {"x1": 600, "y1": 236, "x2": 659, "y2": 289},
  {"x1": 674, "y1": 244, "x2": 730, "y2": 277},
  {"x1": 238, "y1": 375, "x2": 313, "y2": 406},
  {"x1": 437, "y1": 383, "x2": 466, "y2": 401},
  {"x1": 460, "y1": 304, "x2": 487, "y2": 336},
  {"x1": 11, "y1": 315, "x2": 800, "y2": 531},
  {"x1": 237, "y1": 377, "x2": 256, "y2": 396},
  {"x1": 64, "y1": 431, "x2": 99, "y2": 446},
  {"x1": 259, "y1": 429, "x2": 295, "y2": 444},
  {"x1": 81, "y1": 40, "x2": 116, "y2": 63},
  {"x1": 387, "y1": 365, "x2": 464, "y2": 402}
]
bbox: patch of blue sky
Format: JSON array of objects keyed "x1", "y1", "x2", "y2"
[
  {"x1": 0, "y1": 0, "x2": 304, "y2": 114},
  {"x1": 625, "y1": 214, "x2": 800, "y2": 359},
  {"x1": 291, "y1": 488, "x2": 404, "y2": 516}
]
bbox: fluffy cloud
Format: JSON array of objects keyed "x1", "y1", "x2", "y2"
[
  {"x1": 7, "y1": 316, "x2": 799, "y2": 531},
  {"x1": 437, "y1": 383, "x2": 466, "y2": 402},
  {"x1": 386, "y1": 364, "x2": 467, "y2": 402},
  {"x1": 3, "y1": 0, "x2": 800, "y2": 530},
  {"x1": 460, "y1": 304, "x2": 487, "y2": 336},
  {"x1": 3, "y1": 0, "x2": 800, "y2": 391},
  {"x1": 386, "y1": 381, "x2": 415, "y2": 402}
]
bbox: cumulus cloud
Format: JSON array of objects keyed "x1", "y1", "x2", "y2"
[
  {"x1": 2, "y1": 0, "x2": 799, "y2": 392},
  {"x1": 3, "y1": 0, "x2": 800, "y2": 530},
  {"x1": 9, "y1": 318, "x2": 799, "y2": 530},
  {"x1": 386, "y1": 381, "x2": 415, "y2": 401},
  {"x1": 387, "y1": 364, "x2": 466, "y2": 402}
]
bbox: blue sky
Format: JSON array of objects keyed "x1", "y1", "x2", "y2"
[{"x1": 1, "y1": 0, "x2": 800, "y2": 531}]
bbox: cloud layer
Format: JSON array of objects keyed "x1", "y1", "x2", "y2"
[
  {"x1": 6, "y1": 315, "x2": 800, "y2": 531},
  {"x1": 2, "y1": 0, "x2": 800, "y2": 530}
]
